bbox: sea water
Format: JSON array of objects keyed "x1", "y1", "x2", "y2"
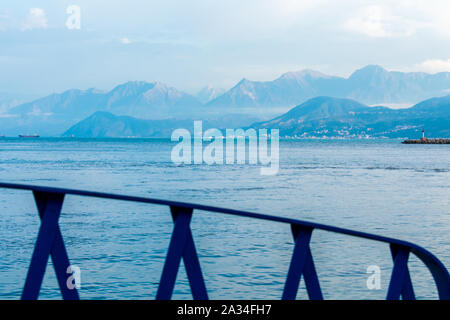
[{"x1": 0, "y1": 138, "x2": 448, "y2": 299}]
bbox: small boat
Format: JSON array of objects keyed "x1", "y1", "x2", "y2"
[{"x1": 18, "y1": 134, "x2": 40, "y2": 138}]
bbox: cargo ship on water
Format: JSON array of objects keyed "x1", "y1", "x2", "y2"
[{"x1": 18, "y1": 134, "x2": 40, "y2": 138}]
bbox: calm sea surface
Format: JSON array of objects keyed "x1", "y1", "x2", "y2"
[{"x1": 0, "y1": 138, "x2": 448, "y2": 299}]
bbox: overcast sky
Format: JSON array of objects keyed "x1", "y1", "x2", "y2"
[{"x1": 1, "y1": 0, "x2": 450, "y2": 95}]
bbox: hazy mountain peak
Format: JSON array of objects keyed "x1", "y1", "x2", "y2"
[
  {"x1": 125, "y1": 80, "x2": 154, "y2": 86},
  {"x1": 142, "y1": 82, "x2": 183, "y2": 101},
  {"x1": 196, "y1": 85, "x2": 226, "y2": 103},
  {"x1": 350, "y1": 65, "x2": 389, "y2": 79},
  {"x1": 85, "y1": 88, "x2": 105, "y2": 94},
  {"x1": 148, "y1": 81, "x2": 170, "y2": 91},
  {"x1": 109, "y1": 81, "x2": 157, "y2": 97},
  {"x1": 236, "y1": 78, "x2": 252, "y2": 86},
  {"x1": 279, "y1": 69, "x2": 329, "y2": 80},
  {"x1": 359, "y1": 64, "x2": 387, "y2": 72},
  {"x1": 60, "y1": 88, "x2": 84, "y2": 95},
  {"x1": 152, "y1": 81, "x2": 168, "y2": 87}
]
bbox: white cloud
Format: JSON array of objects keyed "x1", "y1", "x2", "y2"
[
  {"x1": 414, "y1": 59, "x2": 450, "y2": 73},
  {"x1": 342, "y1": 1, "x2": 450, "y2": 39},
  {"x1": 403, "y1": 0, "x2": 450, "y2": 38},
  {"x1": 22, "y1": 8, "x2": 48, "y2": 31},
  {"x1": 344, "y1": 5, "x2": 420, "y2": 38},
  {"x1": 120, "y1": 37, "x2": 132, "y2": 44}
]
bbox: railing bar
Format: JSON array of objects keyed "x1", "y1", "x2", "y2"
[
  {"x1": 50, "y1": 225, "x2": 80, "y2": 300},
  {"x1": 170, "y1": 207, "x2": 208, "y2": 300},
  {"x1": 282, "y1": 226, "x2": 313, "y2": 300},
  {"x1": 180, "y1": 228, "x2": 209, "y2": 300},
  {"x1": 22, "y1": 192, "x2": 65, "y2": 299},
  {"x1": 285, "y1": 225, "x2": 323, "y2": 300},
  {"x1": 156, "y1": 208, "x2": 192, "y2": 300},
  {"x1": 303, "y1": 247, "x2": 323, "y2": 300},
  {"x1": 33, "y1": 191, "x2": 79, "y2": 300},
  {"x1": 386, "y1": 247, "x2": 410, "y2": 300},
  {"x1": 401, "y1": 267, "x2": 415, "y2": 300},
  {"x1": 410, "y1": 249, "x2": 450, "y2": 300},
  {"x1": 390, "y1": 245, "x2": 415, "y2": 300}
]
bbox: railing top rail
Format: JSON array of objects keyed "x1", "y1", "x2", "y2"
[{"x1": 0, "y1": 182, "x2": 442, "y2": 254}]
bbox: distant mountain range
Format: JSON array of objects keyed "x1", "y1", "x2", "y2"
[
  {"x1": 63, "y1": 95, "x2": 450, "y2": 138},
  {"x1": 207, "y1": 65, "x2": 450, "y2": 110},
  {"x1": 253, "y1": 95, "x2": 450, "y2": 138},
  {"x1": 1, "y1": 81, "x2": 204, "y2": 136},
  {"x1": 1, "y1": 64, "x2": 450, "y2": 136},
  {"x1": 10, "y1": 81, "x2": 202, "y2": 119}
]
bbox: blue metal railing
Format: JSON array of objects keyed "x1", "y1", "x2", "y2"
[{"x1": 0, "y1": 182, "x2": 449, "y2": 300}]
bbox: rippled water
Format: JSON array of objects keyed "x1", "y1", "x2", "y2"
[{"x1": 0, "y1": 138, "x2": 448, "y2": 299}]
